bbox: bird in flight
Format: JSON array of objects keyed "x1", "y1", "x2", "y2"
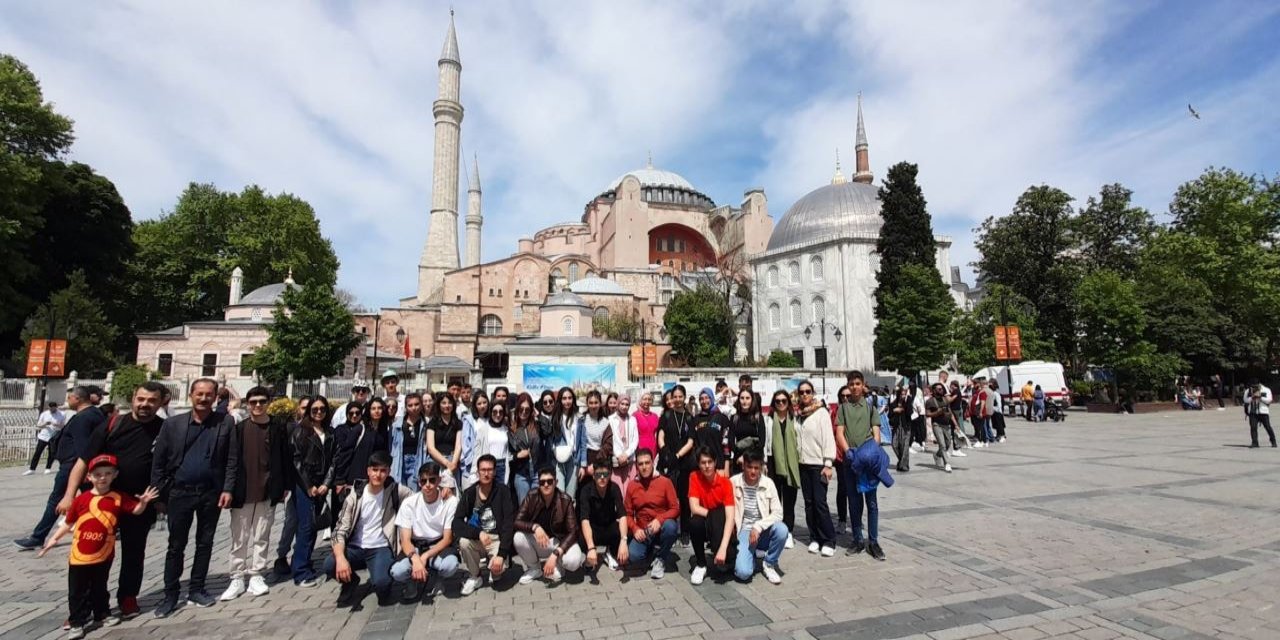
[{"x1": 1188, "y1": 104, "x2": 1200, "y2": 119}]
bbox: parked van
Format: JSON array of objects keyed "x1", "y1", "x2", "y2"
[{"x1": 970, "y1": 361, "x2": 1069, "y2": 411}]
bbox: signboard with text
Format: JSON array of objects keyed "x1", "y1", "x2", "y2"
[
  {"x1": 25, "y1": 339, "x2": 68, "y2": 377},
  {"x1": 628, "y1": 344, "x2": 658, "y2": 377},
  {"x1": 993, "y1": 325, "x2": 1021, "y2": 362}
]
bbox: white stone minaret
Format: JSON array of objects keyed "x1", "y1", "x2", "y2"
[
  {"x1": 229, "y1": 266, "x2": 243, "y2": 305},
  {"x1": 464, "y1": 153, "x2": 483, "y2": 267},
  {"x1": 417, "y1": 11, "x2": 464, "y2": 303},
  {"x1": 852, "y1": 92, "x2": 873, "y2": 184}
]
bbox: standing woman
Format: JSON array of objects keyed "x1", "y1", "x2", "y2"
[
  {"x1": 728, "y1": 387, "x2": 767, "y2": 476},
  {"x1": 989, "y1": 380, "x2": 1008, "y2": 442},
  {"x1": 692, "y1": 388, "x2": 729, "y2": 474},
  {"x1": 290, "y1": 396, "x2": 335, "y2": 588},
  {"x1": 633, "y1": 392, "x2": 660, "y2": 465},
  {"x1": 794, "y1": 380, "x2": 837, "y2": 556},
  {"x1": 426, "y1": 392, "x2": 463, "y2": 486},
  {"x1": 909, "y1": 384, "x2": 927, "y2": 450},
  {"x1": 390, "y1": 393, "x2": 428, "y2": 491},
  {"x1": 507, "y1": 393, "x2": 541, "y2": 502},
  {"x1": 658, "y1": 385, "x2": 695, "y2": 542},
  {"x1": 460, "y1": 391, "x2": 492, "y2": 489},
  {"x1": 768, "y1": 390, "x2": 800, "y2": 549},
  {"x1": 578, "y1": 389, "x2": 613, "y2": 480},
  {"x1": 550, "y1": 387, "x2": 585, "y2": 496},
  {"x1": 484, "y1": 401, "x2": 510, "y2": 487},
  {"x1": 609, "y1": 394, "x2": 639, "y2": 491}
]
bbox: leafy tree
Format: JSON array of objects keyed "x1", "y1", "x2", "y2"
[
  {"x1": 949, "y1": 284, "x2": 1053, "y2": 374},
  {"x1": 875, "y1": 162, "x2": 936, "y2": 279},
  {"x1": 1075, "y1": 269, "x2": 1184, "y2": 393},
  {"x1": 664, "y1": 285, "x2": 734, "y2": 367},
  {"x1": 873, "y1": 264, "x2": 954, "y2": 376},
  {"x1": 1135, "y1": 230, "x2": 1232, "y2": 373},
  {"x1": 127, "y1": 183, "x2": 340, "y2": 332},
  {"x1": 249, "y1": 283, "x2": 361, "y2": 383},
  {"x1": 110, "y1": 364, "x2": 160, "y2": 403},
  {"x1": 592, "y1": 306, "x2": 642, "y2": 342},
  {"x1": 765, "y1": 349, "x2": 800, "y2": 368},
  {"x1": 973, "y1": 185, "x2": 1078, "y2": 361},
  {"x1": 12, "y1": 271, "x2": 120, "y2": 376},
  {"x1": 1070, "y1": 183, "x2": 1154, "y2": 277}
]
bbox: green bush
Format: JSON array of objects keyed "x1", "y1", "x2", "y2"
[
  {"x1": 766, "y1": 349, "x2": 800, "y2": 368},
  {"x1": 111, "y1": 364, "x2": 159, "y2": 403}
]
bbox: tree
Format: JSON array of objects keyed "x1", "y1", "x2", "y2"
[
  {"x1": 873, "y1": 264, "x2": 954, "y2": 376},
  {"x1": 12, "y1": 271, "x2": 120, "y2": 376},
  {"x1": 974, "y1": 185, "x2": 1078, "y2": 361},
  {"x1": 875, "y1": 162, "x2": 936, "y2": 280},
  {"x1": 1135, "y1": 231, "x2": 1231, "y2": 373},
  {"x1": 127, "y1": 183, "x2": 340, "y2": 332},
  {"x1": 1075, "y1": 269, "x2": 1184, "y2": 393},
  {"x1": 949, "y1": 284, "x2": 1053, "y2": 374},
  {"x1": 110, "y1": 364, "x2": 160, "y2": 403},
  {"x1": 765, "y1": 349, "x2": 800, "y2": 368},
  {"x1": 1070, "y1": 184, "x2": 1154, "y2": 277},
  {"x1": 664, "y1": 285, "x2": 734, "y2": 367},
  {"x1": 592, "y1": 306, "x2": 642, "y2": 342},
  {"x1": 250, "y1": 283, "x2": 361, "y2": 383}
]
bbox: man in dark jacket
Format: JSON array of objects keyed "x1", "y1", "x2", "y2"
[
  {"x1": 14, "y1": 387, "x2": 104, "y2": 553},
  {"x1": 514, "y1": 466, "x2": 583, "y2": 585},
  {"x1": 150, "y1": 378, "x2": 238, "y2": 617},
  {"x1": 452, "y1": 454, "x2": 514, "y2": 596},
  {"x1": 220, "y1": 386, "x2": 293, "y2": 602}
]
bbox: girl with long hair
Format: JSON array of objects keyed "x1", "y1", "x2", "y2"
[
  {"x1": 289, "y1": 396, "x2": 335, "y2": 587},
  {"x1": 658, "y1": 384, "x2": 694, "y2": 541},
  {"x1": 768, "y1": 390, "x2": 800, "y2": 548},
  {"x1": 580, "y1": 389, "x2": 613, "y2": 480},
  {"x1": 426, "y1": 392, "x2": 463, "y2": 486},
  {"x1": 460, "y1": 391, "x2": 491, "y2": 490},
  {"x1": 550, "y1": 387, "x2": 584, "y2": 495},
  {"x1": 507, "y1": 392, "x2": 541, "y2": 502},
  {"x1": 728, "y1": 387, "x2": 766, "y2": 476},
  {"x1": 390, "y1": 392, "x2": 428, "y2": 490}
]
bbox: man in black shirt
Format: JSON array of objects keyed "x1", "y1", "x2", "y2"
[
  {"x1": 150, "y1": 378, "x2": 238, "y2": 617},
  {"x1": 54, "y1": 381, "x2": 166, "y2": 619},
  {"x1": 576, "y1": 460, "x2": 629, "y2": 580},
  {"x1": 14, "y1": 386, "x2": 104, "y2": 552}
]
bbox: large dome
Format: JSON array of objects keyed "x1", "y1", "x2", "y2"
[
  {"x1": 766, "y1": 181, "x2": 882, "y2": 251},
  {"x1": 606, "y1": 167, "x2": 694, "y2": 191},
  {"x1": 600, "y1": 164, "x2": 715, "y2": 208}
]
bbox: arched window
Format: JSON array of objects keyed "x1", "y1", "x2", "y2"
[
  {"x1": 788, "y1": 261, "x2": 801, "y2": 285},
  {"x1": 789, "y1": 299, "x2": 802, "y2": 327},
  {"x1": 812, "y1": 296, "x2": 826, "y2": 321},
  {"x1": 768, "y1": 303, "x2": 781, "y2": 330},
  {"x1": 569, "y1": 262, "x2": 579, "y2": 282},
  {"x1": 811, "y1": 256, "x2": 824, "y2": 281},
  {"x1": 562, "y1": 317, "x2": 575, "y2": 335},
  {"x1": 550, "y1": 268, "x2": 564, "y2": 292},
  {"x1": 594, "y1": 306, "x2": 610, "y2": 321},
  {"x1": 767, "y1": 266, "x2": 779, "y2": 288},
  {"x1": 480, "y1": 314, "x2": 503, "y2": 336}
]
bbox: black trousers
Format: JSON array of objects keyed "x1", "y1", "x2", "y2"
[
  {"x1": 117, "y1": 506, "x2": 156, "y2": 599},
  {"x1": 578, "y1": 523, "x2": 623, "y2": 554},
  {"x1": 163, "y1": 486, "x2": 222, "y2": 597},
  {"x1": 28, "y1": 439, "x2": 56, "y2": 470},
  {"x1": 676, "y1": 469, "x2": 692, "y2": 534},
  {"x1": 770, "y1": 473, "x2": 798, "y2": 532},
  {"x1": 689, "y1": 506, "x2": 728, "y2": 567},
  {"x1": 68, "y1": 560, "x2": 112, "y2": 626},
  {"x1": 1250, "y1": 414, "x2": 1277, "y2": 446},
  {"x1": 911, "y1": 417, "x2": 927, "y2": 446},
  {"x1": 798, "y1": 464, "x2": 835, "y2": 546},
  {"x1": 992, "y1": 413, "x2": 1007, "y2": 439},
  {"x1": 835, "y1": 461, "x2": 848, "y2": 523}
]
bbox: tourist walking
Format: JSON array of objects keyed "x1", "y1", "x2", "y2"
[
  {"x1": 1245, "y1": 379, "x2": 1276, "y2": 448},
  {"x1": 26, "y1": 401, "x2": 65, "y2": 475},
  {"x1": 14, "y1": 387, "x2": 104, "y2": 552},
  {"x1": 924, "y1": 384, "x2": 953, "y2": 472},
  {"x1": 888, "y1": 387, "x2": 913, "y2": 470}
]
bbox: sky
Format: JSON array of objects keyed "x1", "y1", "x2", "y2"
[{"x1": 3, "y1": 1, "x2": 1279, "y2": 307}]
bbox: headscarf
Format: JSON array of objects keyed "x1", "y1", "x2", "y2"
[{"x1": 700, "y1": 387, "x2": 719, "y2": 415}]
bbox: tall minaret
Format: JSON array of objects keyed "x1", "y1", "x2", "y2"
[
  {"x1": 417, "y1": 11, "x2": 464, "y2": 303},
  {"x1": 852, "y1": 92, "x2": 873, "y2": 184},
  {"x1": 464, "y1": 153, "x2": 483, "y2": 267}
]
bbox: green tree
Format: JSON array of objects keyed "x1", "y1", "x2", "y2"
[
  {"x1": 1135, "y1": 230, "x2": 1232, "y2": 373},
  {"x1": 592, "y1": 307, "x2": 641, "y2": 342},
  {"x1": 127, "y1": 184, "x2": 340, "y2": 332},
  {"x1": 110, "y1": 364, "x2": 160, "y2": 403},
  {"x1": 873, "y1": 162, "x2": 937, "y2": 318},
  {"x1": 765, "y1": 349, "x2": 800, "y2": 368},
  {"x1": 1070, "y1": 183, "x2": 1154, "y2": 277},
  {"x1": 948, "y1": 284, "x2": 1053, "y2": 374},
  {"x1": 1076, "y1": 269, "x2": 1184, "y2": 393},
  {"x1": 874, "y1": 264, "x2": 954, "y2": 376},
  {"x1": 974, "y1": 185, "x2": 1078, "y2": 361},
  {"x1": 250, "y1": 283, "x2": 361, "y2": 383},
  {"x1": 13, "y1": 271, "x2": 120, "y2": 376},
  {"x1": 664, "y1": 285, "x2": 734, "y2": 367}
]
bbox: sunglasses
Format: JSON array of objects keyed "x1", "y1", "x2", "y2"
[
  {"x1": 593, "y1": 471, "x2": 610, "y2": 479},
  {"x1": 348, "y1": 411, "x2": 362, "y2": 417},
  {"x1": 840, "y1": 395, "x2": 853, "y2": 401},
  {"x1": 419, "y1": 477, "x2": 441, "y2": 485},
  {"x1": 309, "y1": 407, "x2": 327, "y2": 414},
  {"x1": 799, "y1": 389, "x2": 814, "y2": 396},
  {"x1": 247, "y1": 399, "x2": 269, "y2": 406},
  {"x1": 776, "y1": 399, "x2": 790, "y2": 405},
  {"x1": 538, "y1": 479, "x2": 556, "y2": 486}
]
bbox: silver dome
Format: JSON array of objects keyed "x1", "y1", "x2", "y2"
[
  {"x1": 236, "y1": 282, "x2": 297, "y2": 306},
  {"x1": 543, "y1": 291, "x2": 590, "y2": 308},
  {"x1": 607, "y1": 167, "x2": 694, "y2": 191},
  {"x1": 766, "y1": 182, "x2": 882, "y2": 251}
]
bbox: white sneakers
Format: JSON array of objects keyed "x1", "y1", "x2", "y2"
[
  {"x1": 649, "y1": 559, "x2": 665, "y2": 580},
  {"x1": 762, "y1": 563, "x2": 782, "y2": 585},
  {"x1": 807, "y1": 541, "x2": 820, "y2": 554},
  {"x1": 944, "y1": 463, "x2": 953, "y2": 473},
  {"x1": 44, "y1": 468, "x2": 53, "y2": 474},
  {"x1": 785, "y1": 534, "x2": 795, "y2": 549},
  {"x1": 22, "y1": 470, "x2": 33, "y2": 476},
  {"x1": 604, "y1": 552, "x2": 619, "y2": 571},
  {"x1": 690, "y1": 565, "x2": 707, "y2": 585},
  {"x1": 460, "y1": 576, "x2": 483, "y2": 596},
  {"x1": 998, "y1": 436, "x2": 1007, "y2": 443},
  {"x1": 910, "y1": 443, "x2": 921, "y2": 452},
  {"x1": 519, "y1": 568, "x2": 541, "y2": 585},
  {"x1": 952, "y1": 450, "x2": 967, "y2": 457},
  {"x1": 820, "y1": 546, "x2": 835, "y2": 557},
  {"x1": 219, "y1": 578, "x2": 246, "y2": 601},
  {"x1": 247, "y1": 576, "x2": 269, "y2": 596}
]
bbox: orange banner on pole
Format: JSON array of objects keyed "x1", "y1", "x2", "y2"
[
  {"x1": 1007, "y1": 326, "x2": 1022, "y2": 360},
  {"x1": 993, "y1": 326, "x2": 1008, "y2": 361},
  {"x1": 629, "y1": 345, "x2": 658, "y2": 377},
  {"x1": 25, "y1": 339, "x2": 67, "y2": 377}
]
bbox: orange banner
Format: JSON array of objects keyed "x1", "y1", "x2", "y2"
[
  {"x1": 993, "y1": 326, "x2": 1008, "y2": 361},
  {"x1": 629, "y1": 344, "x2": 658, "y2": 377},
  {"x1": 26, "y1": 339, "x2": 68, "y2": 377},
  {"x1": 1007, "y1": 325, "x2": 1022, "y2": 360}
]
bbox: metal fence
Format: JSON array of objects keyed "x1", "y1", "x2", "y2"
[{"x1": 0, "y1": 410, "x2": 40, "y2": 467}]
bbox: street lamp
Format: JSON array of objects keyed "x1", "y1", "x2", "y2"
[
  {"x1": 395, "y1": 326, "x2": 407, "y2": 375},
  {"x1": 803, "y1": 318, "x2": 843, "y2": 396}
]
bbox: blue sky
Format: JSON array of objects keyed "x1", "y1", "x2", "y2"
[{"x1": 3, "y1": 1, "x2": 1278, "y2": 307}]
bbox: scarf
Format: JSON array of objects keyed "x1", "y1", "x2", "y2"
[{"x1": 770, "y1": 413, "x2": 801, "y2": 488}]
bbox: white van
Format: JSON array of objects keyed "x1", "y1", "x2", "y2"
[{"x1": 970, "y1": 361, "x2": 1069, "y2": 409}]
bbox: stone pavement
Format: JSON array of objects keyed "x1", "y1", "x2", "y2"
[{"x1": 2, "y1": 408, "x2": 1279, "y2": 640}]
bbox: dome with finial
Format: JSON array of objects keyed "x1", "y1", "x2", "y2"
[{"x1": 600, "y1": 156, "x2": 714, "y2": 208}]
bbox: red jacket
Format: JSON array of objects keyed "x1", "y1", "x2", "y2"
[{"x1": 624, "y1": 473, "x2": 679, "y2": 536}]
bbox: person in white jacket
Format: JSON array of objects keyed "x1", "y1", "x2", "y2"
[
  {"x1": 1246, "y1": 380, "x2": 1275, "y2": 448},
  {"x1": 607, "y1": 394, "x2": 639, "y2": 491},
  {"x1": 730, "y1": 452, "x2": 786, "y2": 584},
  {"x1": 793, "y1": 380, "x2": 837, "y2": 557}
]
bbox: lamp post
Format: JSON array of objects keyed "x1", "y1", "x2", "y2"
[
  {"x1": 395, "y1": 326, "x2": 407, "y2": 375},
  {"x1": 803, "y1": 318, "x2": 843, "y2": 397}
]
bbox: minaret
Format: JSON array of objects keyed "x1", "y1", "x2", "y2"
[
  {"x1": 464, "y1": 153, "x2": 483, "y2": 267},
  {"x1": 417, "y1": 11, "x2": 464, "y2": 303},
  {"x1": 831, "y1": 148, "x2": 847, "y2": 185},
  {"x1": 229, "y1": 266, "x2": 243, "y2": 305},
  {"x1": 852, "y1": 92, "x2": 873, "y2": 184}
]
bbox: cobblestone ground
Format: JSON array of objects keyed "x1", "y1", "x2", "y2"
[{"x1": 3, "y1": 408, "x2": 1278, "y2": 640}]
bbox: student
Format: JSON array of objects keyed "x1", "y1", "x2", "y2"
[
  {"x1": 550, "y1": 387, "x2": 585, "y2": 496},
  {"x1": 390, "y1": 392, "x2": 429, "y2": 491},
  {"x1": 608, "y1": 394, "x2": 638, "y2": 492},
  {"x1": 576, "y1": 458, "x2": 629, "y2": 578},
  {"x1": 452, "y1": 454, "x2": 515, "y2": 596},
  {"x1": 657, "y1": 385, "x2": 694, "y2": 541},
  {"x1": 767, "y1": 390, "x2": 801, "y2": 550},
  {"x1": 40, "y1": 455, "x2": 158, "y2": 639},
  {"x1": 794, "y1": 380, "x2": 836, "y2": 556},
  {"x1": 731, "y1": 452, "x2": 786, "y2": 584},
  {"x1": 507, "y1": 393, "x2": 541, "y2": 502},
  {"x1": 578, "y1": 390, "x2": 613, "y2": 481},
  {"x1": 289, "y1": 397, "x2": 335, "y2": 588},
  {"x1": 514, "y1": 466, "x2": 583, "y2": 584},
  {"x1": 426, "y1": 393, "x2": 464, "y2": 486},
  {"x1": 687, "y1": 446, "x2": 735, "y2": 585},
  {"x1": 835, "y1": 371, "x2": 884, "y2": 555},
  {"x1": 624, "y1": 448, "x2": 679, "y2": 579},
  {"x1": 325, "y1": 450, "x2": 412, "y2": 608},
  {"x1": 390, "y1": 463, "x2": 460, "y2": 603}
]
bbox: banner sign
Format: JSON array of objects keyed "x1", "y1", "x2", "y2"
[
  {"x1": 628, "y1": 345, "x2": 658, "y2": 377},
  {"x1": 523, "y1": 363, "x2": 616, "y2": 395},
  {"x1": 25, "y1": 339, "x2": 68, "y2": 377}
]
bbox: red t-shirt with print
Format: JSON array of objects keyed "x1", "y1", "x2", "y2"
[{"x1": 66, "y1": 490, "x2": 139, "y2": 566}]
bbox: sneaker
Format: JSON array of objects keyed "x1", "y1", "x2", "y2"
[
  {"x1": 649, "y1": 558, "x2": 665, "y2": 580},
  {"x1": 690, "y1": 565, "x2": 707, "y2": 585},
  {"x1": 400, "y1": 580, "x2": 422, "y2": 603},
  {"x1": 604, "y1": 552, "x2": 619, "y2": 571},
  {"x1": 247, "y1": 576, "x2": 269, "y2": 597},
  {"x1": 153, "y1": 597, "x2": 179, "y2": 618},
  {"x1": 952, "y1": 450, "x2": 967, "y2": 457},
  {"x1": 785, "y1": 534, "x2": 794, "y2": 549},
  {"x1": 835, "y1": 520, "x2": 846, "y2": 534},
  {"x1": 754, "y1": 549, "x2": 767, "y2": 559},
  {"x1": 13, "y1": 537, "x2": 40, "y2": 551},
  {"x1": 461, "y1": 576, "x2": 483, "y2": 596},
  {"x1": 548, "y1": 567, "x2": 562, "y2": 582},
  {"x1": 807, "y1": 541, "x2": 819, "y2": 554},
  {"x1": 296, "y1": 578, "x2": 318, "y2": 588},
  {"x1": 22, "y1": 469, "x2": 33, "y2": 476},
  {"x1": 868, "y1": 542, "x2": 886, "y2": 561},
  {"x1": 519, "y1": 568, "x2": 541, "y2": 585},
  {"x1": 846, "y1": 541, "x2": 866, "y2": 556},
  {"x1": 45, "y1": 468, "x2": 53, "y2": 474},
  {"x1": 336, "y1": 574, "x2": 362, "y2": 607},
  {"x1": 944, "y1": 464, "x2": 953, "y2": 473},
  {"x1": 679, "y1": 533, "x2": 690, "y2": 548},
  {"x1": 998, "y1": 436, "x2": 1007, "y2": 443},
  {"x1": 118, "y1": 596, "x2": 140, "y2": 620},
  {"x1": 273, "y1": 556, "x2": 292, "y2": 576},
  {"x1": 219, "y1": 578, "x2": 246, "y2": 601},
  {"x1": 187, "y1": 590, "x2": 216, "y2": 608},
  {"x1": 100, "y1": 615, "x2": 121, "y2": 627},
  {"x1": 820, "y1": 546, "x2": 835, "y2": 557},
  {"x1": 62, "y1": 619, "x2": 71, "y2": 630},
  {"x1": 762, "y1": 563, "x2": 782, "y2": 585},
  {"x1": 67, "y1": 627, "x2": 85, "y2": 640}
]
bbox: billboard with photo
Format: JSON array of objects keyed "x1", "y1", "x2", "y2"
[{"x1": 523, "y1": 363, "x2": 616, "y2": 395}]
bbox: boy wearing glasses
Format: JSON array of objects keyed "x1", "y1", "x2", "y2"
[
  {"x1": 390, "y1": 463, "x2": 459, "y2": 602},
  {"x1": 452, "y1": 454, "x2": 515, "y2": 596},
  {"x1": 221, "y1": 387, "x2": 294, "y2": 601}
]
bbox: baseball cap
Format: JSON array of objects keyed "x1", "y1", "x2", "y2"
[{"x1": 88, "y1": 454, "x2": 118, "y2": 472}]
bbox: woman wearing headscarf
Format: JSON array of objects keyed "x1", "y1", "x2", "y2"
[
  {"x1": 692, "y1": 387, "x2": 730, "y2": 476},
  {"x1": 767, "y1": 390, "x2": 800, "y2": 549},
  {"x1": 608, "y1": 394, "x2": 639, "y2": 491}
]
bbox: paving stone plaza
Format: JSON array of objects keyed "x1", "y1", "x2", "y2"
[{"x1": 2, "y1": 409, "x2": 1277, "y2": 640}]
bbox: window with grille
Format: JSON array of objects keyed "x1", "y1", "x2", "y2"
[
  {"x1": 767, "y1": 266, "x2": 779, "y2": 287},
  {"x1": 812, "y1": 296, "x2": 826, "y2": 321},
  {"x1": 562, "y1": 317, "x2": 574, "y2": 335},
  {"x1": 788, "y1": 261, "x2": 800, "y2": 285},
  {"x1": 569, "y1": 262, "x2": 579, "y2": 282},
  {"x1": 480, "y1": 314, "x2": 503, "y2": 336},
  {"x1": 768, "y1": 304, "x2": 780, "y2": 329},
  {"x1": 811, "y1": 256, "x2": 824, "y2": 281},
  {"x1": 790, "y1": 300, "x2": 802, "y2": 327}
]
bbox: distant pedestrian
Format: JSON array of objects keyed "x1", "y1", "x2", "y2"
[
  {"x1": 1245, "y1": 379, "x2": 1276, "y2": 448},
  {"x1": 26, "y1": 401, "x2": 65, "y2": 475}
]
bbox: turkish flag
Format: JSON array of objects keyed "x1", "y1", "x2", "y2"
[{"x1": 403, "y1": 336, "x2": 411, "y2": 359}]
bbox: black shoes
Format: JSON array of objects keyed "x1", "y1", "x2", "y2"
[
  {"x1": 1249, "y1": 443, "x2": 1260, "y2": 448},
  {"x1": 868, "y1": 543, "x2": 886, "y2": 561},
  {"x1": 401, "y1": 581, "x2": 421, "y2": 604},
  {"x1": 12, "y1": 537, "x2": 39, "y2": 551},
  {"x1": 273, "y1": 556, "x2": 292, "y2": 576},
  {"x1": 153, "y1": 597, "x2": 179, "y2": 618},
  {"x1": 186, "y1": 590, "x2": 215, "y2": 608},
  {"x1": 337, "y1": 574, "x2": 363, "y2": 607},
  {"x1": 846, "y1": 541, "x2": 866, "y2": 556}
]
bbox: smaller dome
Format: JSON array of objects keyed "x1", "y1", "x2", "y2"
[
  {"x1": 543, "y1": 291, "x2": 589, "y2": 308},
  {"x1": 568, "y1": 277, "x2": 629, "y2": 296},
  {"x1": 237, "y1": 282, "x2": 297, "y2": 306}
]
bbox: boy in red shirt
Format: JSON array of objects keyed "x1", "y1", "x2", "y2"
[
  {"x1": 40, "y1": 454, "x2": 158, "y2": 639},
  {"x1": 687, "y1": 446, "x2": 735, "y2": 586}
]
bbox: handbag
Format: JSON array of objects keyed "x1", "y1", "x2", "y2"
[{"x1": 313, "y1": 494, "x2": 334, "y2": 531}]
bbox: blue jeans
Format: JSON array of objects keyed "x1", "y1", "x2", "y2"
[
  {"x1": 390, "y1": 549, "x2": 460, "y2": 583},
  {"x1": 291, "y1": 485, "x2": 318, "y2": 583},
  {"x1": 512, "y1": 470, "x2": 534, "y2": 504},
  {"x1": 627, "y1": 519, "x2": 678, "y2": 565},
  {"x1": 324, "y1": 545, "x2": 394, "y2": 597},
  {"x1": 850, "y1": 486, "x2": 879, "y2": 544},
  {"x1": 555, "y1": 459, "x2": 578, "y2": 497},
  {"x1": 30, "y1": 461, "x2": 72, "y2": 542},
  {"x1": 734, "y1": 522, "x2": 788, "y2": 580}
]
